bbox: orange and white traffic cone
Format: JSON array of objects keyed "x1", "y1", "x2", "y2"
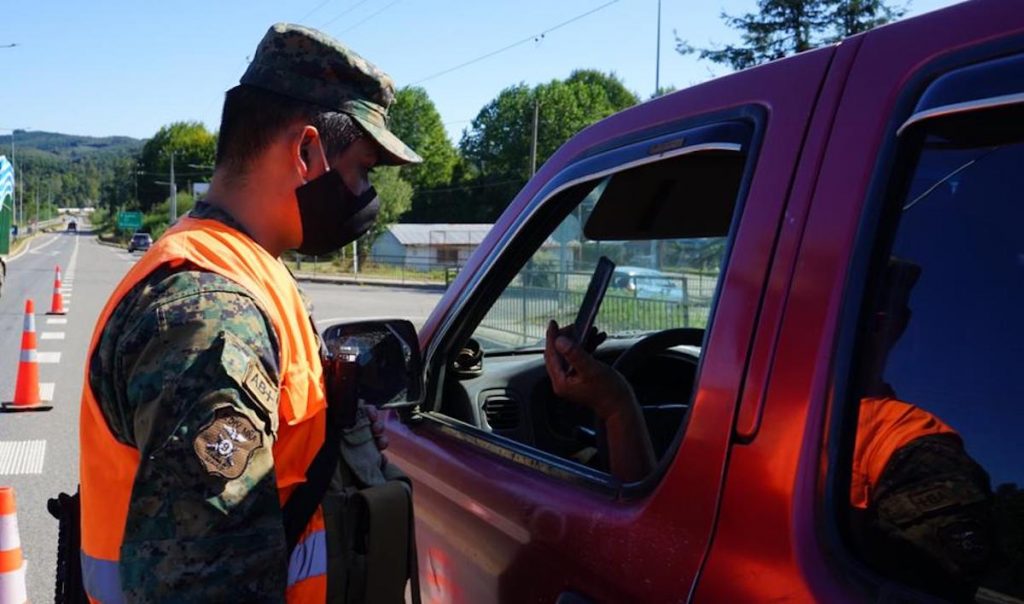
[
  {"x1": 0, "y1": 487, "x2": 28, "y2": 604},
  {"x1": 48, "y1": 265, "x2": 66, "y2": 315},
  {"x1": 2, "y1": 299, "x2": 51, "y2": 412}
]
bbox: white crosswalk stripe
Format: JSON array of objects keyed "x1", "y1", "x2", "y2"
[{"x1": 0, "y1": 441, "x2": 46, "y2": 475}]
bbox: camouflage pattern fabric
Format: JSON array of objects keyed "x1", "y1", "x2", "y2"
[
  {"x1": 88, "y1": 203, "x2": 289, "y2": 601},
  {"x1": 240, "y1": 22, "x2": 422, "y2": 166},
  {"x1": 858, "y1": 432, "x2": 994, "y2": 601}
]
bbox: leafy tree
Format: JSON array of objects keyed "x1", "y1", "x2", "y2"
[
  {"x1": 389, "y1": 87, "x2": 458, "y2": 190},
  {"x1": 462, "y1": 71, "x2": 638, "y2": 178},
  {"x1": 828, "y1": 0, "x2": 906, "y2": 40},
  {"x1": 677, "y1": 0, "x2": 905, "y2": 71},
  {"x1": 138, "y1": 121, "x2": 215, "y2": 211},
  {"x1": 362, "y1": 166, "x2": 413, "y2": 253}
]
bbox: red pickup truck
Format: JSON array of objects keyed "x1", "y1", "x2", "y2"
[{"x1": 330, "y1": 1, "x2": 1024, "y2": 601}]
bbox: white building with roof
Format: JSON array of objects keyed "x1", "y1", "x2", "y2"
[{"x1": 371, "y1": 223, "x2": 493, "y2": 268}]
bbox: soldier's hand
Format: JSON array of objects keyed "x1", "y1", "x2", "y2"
[{"x1": 365, "y1": 404, "x2": 389, "y2": 451}]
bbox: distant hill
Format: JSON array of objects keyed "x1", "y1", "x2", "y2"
[
  {"x1": 0, "y1": 130, "x2": 144, "y2": 161},
  {"x1": 0, "y1": 130, "x2": 145, "y2": 209}
]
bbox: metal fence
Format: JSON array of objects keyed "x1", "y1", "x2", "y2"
[
  {"x1": 479, "y1": 269, "x2": 718, "y2": 346},
  {"x1": 285, "y1": 252, "x2": 462, "y2": 285}
]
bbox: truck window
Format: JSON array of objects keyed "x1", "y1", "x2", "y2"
[
  {"x1": 843, "y1": 104, "x2": 1024, "y2": 601},
  {"x1": 433, "y1": 120, "x2": 756, "y2": 484}
]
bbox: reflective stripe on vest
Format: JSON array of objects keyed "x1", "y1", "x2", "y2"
[
  {"x1": 81, "y1": 553, "x2": 124, "y2": 604},
  {"x1": 81, "y1": 532, "x2": 326, "y2": 601},
  {"x1": 288, "y1": 529, "x2": 328, "y2": 588},
  {"x1": 79, "y1": 216, "x2": 328, "y2": 602}
]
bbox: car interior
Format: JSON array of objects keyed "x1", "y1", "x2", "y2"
[{"x1": 427, "y1": 122, "x2": 756, "y2": 480}]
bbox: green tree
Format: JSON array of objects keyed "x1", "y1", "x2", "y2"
[
  {"x1": 677, "y1": 0, "x2": 905, "y2": 71},
  {"x1": 454, "y1": 70, "x2": 638, "y2": 219},
  {"x1": 363, "y1": 166, "x2": 413, "y2": 252},
  {"x1": 389, "y1": 87, "x2": 458, "y2": 189},
  {"x1": 138, "y1": 121, "x2": 216, "y2": 211},
  {"x1": 462, "y1": 70, "x2": 639, "y2": 178}
]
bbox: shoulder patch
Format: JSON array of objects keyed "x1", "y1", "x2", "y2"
[
  {"x1": 194, "y1": 409, "x2": 264, "y2": 480},
  {"x1": 242, "y1": 358, "x2": 278, "y2": 412}
]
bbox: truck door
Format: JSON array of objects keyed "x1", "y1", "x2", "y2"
[
  {"x1": 701, "y1": 1, "x2": 1024, "y2": 601},
  {"x1": 385, "y1": 47, "x2": 837, "y2": 603}
]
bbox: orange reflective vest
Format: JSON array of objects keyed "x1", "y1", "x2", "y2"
[
  {"x1": 851, "y1": 396, "x2": 958, "y2": 510},
  {"x1": 79, "y1": 216, "x2": 328, "y2": 603}
]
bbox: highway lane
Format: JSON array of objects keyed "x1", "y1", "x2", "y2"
[
  {"x1": 0, "y1": 229, "x2": 441, "y2": 601},
  {"x1": 0, "y1": 229, "x2": 141, "y2": 602}
]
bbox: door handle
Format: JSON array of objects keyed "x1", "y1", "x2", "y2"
[{"x1": 556, "y1": 591, "x2": 594, "y2": 604}]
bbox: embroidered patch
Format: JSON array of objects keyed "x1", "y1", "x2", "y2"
[
  {"x1": 242, "y1": 358, "x2": 277, "y2": 412},
  {"x1": 193, "y1": 410, "x2": 263, "y2": 480}
]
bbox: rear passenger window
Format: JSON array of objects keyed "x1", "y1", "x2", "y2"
[{"x1": 844, "y1": 100, "x2": 1024, "y2": 600}]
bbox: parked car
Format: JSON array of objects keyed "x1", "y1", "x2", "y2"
[
  {"x1": 610, "y1": 266, "x2": 686, "y2": 302},
  {"x1": 0, "y1": 256, "x2": 5, "y2": 299},
  {"x1": 326, "y1": 2, "x2": 1024, "y2": 601},
  {"x1": 127, "y1": 232, "x2": 152, "y2": 253}
]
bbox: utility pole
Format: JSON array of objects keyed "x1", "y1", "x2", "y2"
[
  {"x1": 529, "y1": 99, "x2": 539, "y2": 177},
  {"x1": 169, "y1": 151, "x2": 178, "y2": 223},
  {"x1": 655, "y1": 0, "x2": 662, "y2": 96}
]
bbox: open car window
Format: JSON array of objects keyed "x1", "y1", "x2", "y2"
[
  {"x1": 472, "y1": 146, "x2": 744, "y2": 353},
  {"x1": 434, "y1": 119, "x2": 758, "y2": 484}
]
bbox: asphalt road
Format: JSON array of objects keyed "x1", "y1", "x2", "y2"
[{"x1": 0, "y1": 230, "x2": 442, "y2": 602}]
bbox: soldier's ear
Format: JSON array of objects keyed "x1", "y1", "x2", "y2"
[{"x1": 295, "y1": 126, "x2": 328, "y2": 181}]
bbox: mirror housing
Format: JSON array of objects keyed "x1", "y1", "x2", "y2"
[{"x1": 321, "y1": 319, "x2": 423, "y2": 410}]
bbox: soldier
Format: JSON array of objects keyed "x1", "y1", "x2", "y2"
[
  {"x1": 544, "y1": 258, "x2": 993, "y2": 600},
  {"x1": 78, "y1": 24, "x2": 421, "y2": 602}
]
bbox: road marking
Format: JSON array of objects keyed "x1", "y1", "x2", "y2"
[
  {"x1": 46, "y1": 318, "x2": 67, "y2": 325},
  {"x1": 37, "y1": 352, "x2": 61, "y2": 364},
  {"x1": 5, "y1": 234, "x2": 59, "y2": 263},
  {"x1": 40, "y1": 383, "x2": 55, "y2": 401},
  {"x1": 0, "y1": 441, "x2": 46, "y2": 475},
  {"x1": 41, "y1": 332, "x2": 65, "y2": 340}
]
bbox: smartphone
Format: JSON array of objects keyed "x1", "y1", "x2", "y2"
[{"x1": 573, "y1": 256, "x2": 615, "y2": 345}]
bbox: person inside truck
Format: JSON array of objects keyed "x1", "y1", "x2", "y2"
[{"x1": 543, "y1": 258, "x2": 993, "y2": 599}]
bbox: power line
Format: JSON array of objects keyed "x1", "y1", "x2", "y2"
[
  {"x1": 299, "y1": 0, "x2": 333, "y2": 23},
  {"x1": 411, "y1": 0, "x2": 620, "y2": 86},
  {"x1": 338, "y1": 0, "x2": 402, "y2": 35},
  {"x1": 320, "y1": 0, "x2": 373, "y2": 28}
]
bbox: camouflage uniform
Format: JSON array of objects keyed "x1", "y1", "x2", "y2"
[
  {"x1": 85, "y1": 23, "x2": 422, "y2": 602},
  {"x1": 89, "y1": 203, "x2": 290, "y2": 601}
]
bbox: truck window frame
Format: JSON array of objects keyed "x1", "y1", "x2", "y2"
[
  {"x1": 414, "y1": 105, "x2": 767, "y2": 497},
  {"x1": 823, "y1": 35, "x2": 1024, "y2": 598}
]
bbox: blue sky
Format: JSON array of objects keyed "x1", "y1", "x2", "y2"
[{"x1": 0, "y1": 0, "x2": 960, "y2": 144}]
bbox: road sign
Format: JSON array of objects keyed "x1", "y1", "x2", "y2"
[{"x1": 117, "y1": 211, "x2": 142, "y2": 230}]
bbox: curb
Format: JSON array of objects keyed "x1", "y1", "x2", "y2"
[
  {"x1": 3, "y1": 232, "x2": 49, "y2": 263},
  {"x1": 293, "y1": 273, "x2": 446, "y2": 292},
  {"x1": 90, "y1": 235, "x2": 445, "y2": 291},
  {"x1": 94, "y1": 236, "x2": 126, "y2": 249}
]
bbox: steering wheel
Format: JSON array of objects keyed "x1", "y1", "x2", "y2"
[{"x1": 612, "y1": 328, "x2": 704, "y2": 378}]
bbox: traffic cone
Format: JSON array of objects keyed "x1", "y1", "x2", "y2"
[
  {"x1": 2, "y1": 299, "x2": 52, "y2": 412},
  {"x1": 0, "y1": 487, "x2": 28, "y2": 604},
  {"x1": 48, "y1": 265, "x2": 66, "y2": 315}
]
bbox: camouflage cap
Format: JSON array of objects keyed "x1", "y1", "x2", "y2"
[{"x1": 240, "y1": 23, "x2": 422, "y2": 165}]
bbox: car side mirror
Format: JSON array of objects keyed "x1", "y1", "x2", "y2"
[{"x1": 321, "y1": 319, "x2": 423, "y2": 410}]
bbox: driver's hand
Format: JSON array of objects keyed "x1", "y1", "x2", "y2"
[{"x1": 544, "y1": 320, "x2": 636, "y2": 420}]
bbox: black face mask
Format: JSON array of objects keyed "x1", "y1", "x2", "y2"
[{"x1": 294, "y1": 170, "x2": 380, "y2": 256}]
